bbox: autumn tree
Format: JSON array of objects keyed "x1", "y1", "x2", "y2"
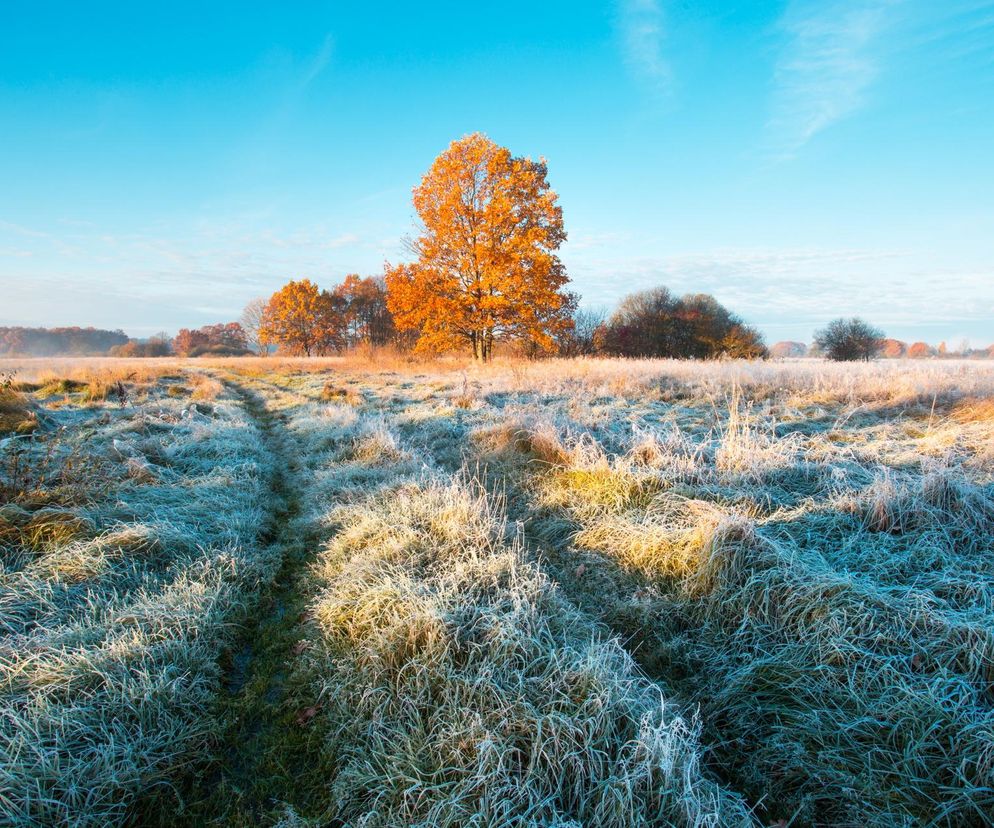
[
  {"x1": 173, "y1": 323, "x2": 249, "y2": 356},
  {"x1": 879, "y1": 338, "x2": 907, "y2": 358},
  {"x1": 259, "y1": 279, "x2": 343, "y2": 356},
  {"x1": 594, "y1": 287, "x2": 766, "y2": 359},
  {"x1": 907, "y1": 341, "x2": 934, "y2": 358},
  {"x1": 385, "y1": 133, "x2": 574, "y2": 361},
  {"x1": 333, "y1": 274, "x2": 395, "y2": 348}
]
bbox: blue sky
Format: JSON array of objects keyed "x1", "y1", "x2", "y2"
[{"x1": 1, "y1": 0, "x2": 992, "y2": 345}]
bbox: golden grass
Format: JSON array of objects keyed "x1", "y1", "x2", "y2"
[
  {"x1": 189, "y1": 373, "x2": 224, "y2": 401},
  {"x1": 21, "y1": 508, "x2": 94, "y2": 551},
  {"x1": 0, "y1": 387, "x2": 38, "y2": 433},
  {"x1": 950, "y1": 396, "x2": 994, "y2": 423}
]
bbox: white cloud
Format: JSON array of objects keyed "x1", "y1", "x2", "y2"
[
  {"x1": 300, "y1": 34, "x2": 334, "y2": 91},
  {"x1": 768, "y1": 0, "x2": 898, "y2": 156}
]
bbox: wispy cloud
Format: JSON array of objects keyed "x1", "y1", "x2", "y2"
[
  {"x1": 300, "y1": 33, "x2": 334, "y2": 91},
  {"x1": 618, "y1": 0, "x2": 671, "y2": 94},
  {"x1": 768, "y1": 0, "x2": 898, "y2": 157}
]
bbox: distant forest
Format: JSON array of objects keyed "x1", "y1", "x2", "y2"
[{"x1": 0, "y1": 327, "x2": 129, "y2": 357}]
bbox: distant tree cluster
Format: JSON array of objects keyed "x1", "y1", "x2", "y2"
[
  {"x1": 767, "y1": 336, "x2": 993, "y2": 361},
  {"x1": 257, "y1": 275, "x2": 396, "y2": 356},
  {"x1": 173, "y1": 322, "x2": 250, "y2": 356},
  {"x1": 803, "y1": 324, "x2": 993, "y2": 362},
  {"x1": 333, "y1": 274, "x2": 396, "y2": 349},
  {"x1": 0, "y1": 326, "x2": 128, "y2": 356},
  {"x1": 769, "y1": 341, "x2": 808, "y2": 358},
  {"x1": 557, "y1": 305, "x2": 606, "y2": 357},
  {"x1": 109, "y1": 334, "x2": 172, "y2": 358},
  {"x1": 591, "y1": 287, "x2": 767, "y2": 359}
]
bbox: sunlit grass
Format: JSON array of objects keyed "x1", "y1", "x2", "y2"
[{"x1": 3, "y1": 356, "x2": 993, "y2": 825}]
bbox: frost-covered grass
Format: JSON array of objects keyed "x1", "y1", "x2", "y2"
[
  {"x1": 464, "y1": 368, "x2": 994, "y2": 826},
  {"x1": 206, "y1": 367, "x2": 751, "y2": 826},
  {"x1": 0, "y1": 372, "x2": 273, "y2": 826},
  {"x1": 212, "y1": 359, "x2": 994, "y2": 825},
  {"x1": 4, "y1": 356, "x2": 994, "y2": 825}
]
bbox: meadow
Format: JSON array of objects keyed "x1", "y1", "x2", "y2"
[{"x1": 1, "y1": 355, "x2": 993, "y2": 826}]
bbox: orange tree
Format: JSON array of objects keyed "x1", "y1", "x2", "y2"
[
  {"x1": 385, "y1": 133, "x2": 574, "y2": 361},
  {"x1": 333, "y1": 273, "x2": 395, "y2": 348},
  {"x1": 259, "y1": 279, "x2": 343, "y2": 356}
]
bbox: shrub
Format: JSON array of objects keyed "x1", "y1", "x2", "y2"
[
  {"x1": 595, "y1": 288, "x2": 766, "y2": 359},
  {"x1": 0, "y1": 387, "x2": 37, "y2": 434},
  {"x1": 813, "y1": 317, "x2": 884, "y2": 361}
]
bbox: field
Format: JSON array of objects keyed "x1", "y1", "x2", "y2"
[{"x1": 2, "y1": 356, "x2": 993, "y2": 827}]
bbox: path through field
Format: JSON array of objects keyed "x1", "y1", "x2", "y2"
[{"x1": 164, "y1": 375, "x2": 336, "y2": 824}]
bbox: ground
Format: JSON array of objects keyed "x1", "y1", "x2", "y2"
[{"x1": 1, "y1": 355, "x2": 993, "y2": 827}]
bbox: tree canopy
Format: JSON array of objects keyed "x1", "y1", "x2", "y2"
[
  {"x1": 593, "y1": 287, "x2": 767, "y2": 359},
  {"x1": 259, "y1": 279, "x2": 343, "y2": 356},
  {"x1": 333, "y1": 274, "x2": 396, "y2": 349},
  {"x1": 385, "y1": 133, "x2": 574, "y2": 361},
  {"x1": 173, "y1": 323, "x2": 249, "y2": 356},
  {"x1": 0, "y1": 327, "x2": 128, "y2": 356},
  {"x1": 813, "y1": 318, "x2": 884, "y2": 361}
]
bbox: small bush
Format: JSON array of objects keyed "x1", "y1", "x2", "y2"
[{"x1": 813, "y1": 317, "x2": 884, "y2": 361}]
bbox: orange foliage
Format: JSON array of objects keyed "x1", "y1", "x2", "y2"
[
  {"x1": 259, "y1": 279, "x2": 343, "y2": 356},
  {"x1": 880, "y1": 338, "x2": 907, "y2": 358},
  {"x1": 384, "y1": 133, "x2": 574, "y2": 361}
]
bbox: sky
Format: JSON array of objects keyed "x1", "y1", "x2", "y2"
[{"x1": 1, "y1": 0, "x2": 993, "y2": 346}]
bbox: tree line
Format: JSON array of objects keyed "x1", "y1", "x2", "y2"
[
  {"x1": 6, "y1": 134, "x2": 989, "y2": 363},
  {"x1": 772, "y1": 327, "x2": 994, "y2": 361},
  {"x1": 0, "y1": 326, "x2": 128, "y2": 357},
  {"x1": 251, "y1": 135, "x2": 768, "y2": 361}
]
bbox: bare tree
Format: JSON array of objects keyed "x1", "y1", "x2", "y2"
[
  {"x1": 813, "y1": 318, "x2": 884, "y2": 361},
  {"x1": 240, "y1": 297, "x2": 268, "y2": 355},
  {"x1": 557, "y1": 304, "x2": 606, "y2": 356}
]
